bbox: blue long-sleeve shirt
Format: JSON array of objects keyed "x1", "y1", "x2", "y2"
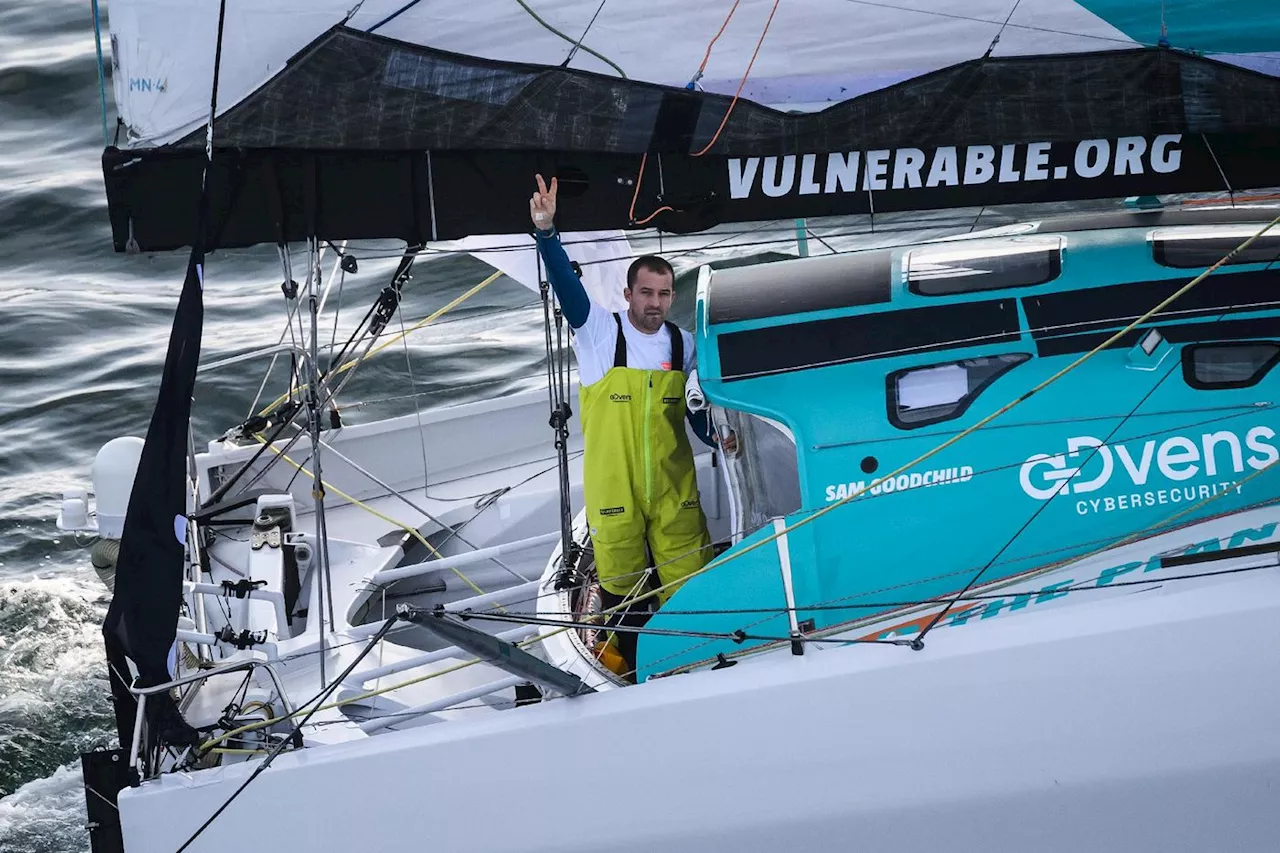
[{"x1": 534, "y1": 228, "x2": 715, "y2": 447}]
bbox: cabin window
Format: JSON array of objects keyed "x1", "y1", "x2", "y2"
[
  {"x1": 1183, "y1": 342, "x2": 1279, "y2": 390},
  {"x1": 906, "y1": 237, "x2": 1062, "y2": 296},
  {"x1": 712, "y1": 407, "x2": 802, "y2": 537},
  {"x1": 888, "y1": 354, "x2": 1030, "y2": 429},
  {"x1": 1152, "y1": 227, "x2": 1280, "y2": 269}
]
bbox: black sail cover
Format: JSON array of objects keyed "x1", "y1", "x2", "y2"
[{"x1": 103, "y1": 27, "x2": 1280, "y2": 252}]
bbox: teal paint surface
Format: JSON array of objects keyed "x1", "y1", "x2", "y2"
[
  {"x1": 637, "y1": 218, "x2": 1280, "y2": 679},
  {"x1": 1075, "y1": 0, "x2": 1280, "y2": 54}
]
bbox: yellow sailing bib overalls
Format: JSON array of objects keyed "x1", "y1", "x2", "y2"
[{"x1": 580, "y1": 315, "x2": 712, "y2": 601}]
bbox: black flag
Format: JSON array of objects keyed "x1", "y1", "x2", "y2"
[
  {"x1": 102, "y1": 0, "x2": 229, "y2": 761},
  {"x1": 102, "y1": 244, "x2": 205, "y2": 752}
]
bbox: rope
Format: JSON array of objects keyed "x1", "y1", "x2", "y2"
[
  {"x1": 629, "y1": 153, "x2": 674, "y2": 226},
  {"x1": 249, "y1": 432, "x2": 490, "y2": 597},
  {"x1": 366, "y1": 0, "x2": 427, "y2": 32},
  {"x1": 690, "y1": 0, "x2": 780, "y2": 157},
  {"x1": 514, "y1": 0, "x2": 627, "y2": 77},
  {"x1": 688, "y1": 0, "x2": 741, "y2": 89},
  {"x1": 652, "y1": 439, "x2": 1280, "y2": 676},
  {"x1": 624, "y1": 0, "x2": 772, "y2": 223}
]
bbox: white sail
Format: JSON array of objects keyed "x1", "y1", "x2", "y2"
[
  {"x1": 436, "y1": 230, "x2": 633, "y2": 313},
  {"x1": 108, "y1": 0, "x2": 1153, "y2": 145}
]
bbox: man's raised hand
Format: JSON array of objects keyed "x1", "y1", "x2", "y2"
[{"x1": 530, "y1": 173, "x2": 558, "y2": 231}]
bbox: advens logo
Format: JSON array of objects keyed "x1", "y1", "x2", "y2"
[{"x1": 1019, "y1": 427, "x2": 1278, "y2": 515}]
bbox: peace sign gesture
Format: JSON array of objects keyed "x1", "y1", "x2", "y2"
[{"x1": 530, "y1": 173, "x2": 558, "y2": 231}]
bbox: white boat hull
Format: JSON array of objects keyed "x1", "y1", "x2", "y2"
[{"x1": 119, "y1": 537, "x2": 1280, "y2": 852}]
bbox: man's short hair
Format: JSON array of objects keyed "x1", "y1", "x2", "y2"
[{"x1": 626, "y1": 255, "x2": 675, "y2": 288}]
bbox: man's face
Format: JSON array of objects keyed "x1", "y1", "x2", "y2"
[{"x1": 624, "y1": 266, "x2": 674, "y2": 333}]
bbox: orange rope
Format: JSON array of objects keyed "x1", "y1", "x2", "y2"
[
  {"x1": 693, "y1": 0, "x2": 742, "y2": 83},
  {"x1": 628, "y1": 152, "x2": 674, "y2": 226},
  {"x1": 691, "y1": 0, "x2": 781, "y2": 157},
  {"x1": 624, "y1": 0, "x2": 776, "y2": 226}
]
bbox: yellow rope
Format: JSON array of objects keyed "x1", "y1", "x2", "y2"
[
  {"x1": 250, "y1": 433, "x2": 488, "y2": 598},
  {"x1": 259, "y1": 270, "x2": 504, "y2": 417},
  {"x1": 247, "y1": 271, "x2": 512, "y2": 598},
  {"x1": 662, "y1": 459, "x2": 1280, "y2": 677}
]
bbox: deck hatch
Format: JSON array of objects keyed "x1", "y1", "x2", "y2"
[
  {"x1": 718, "y1": 299, "x2": 1021, "y2": 381},
  {"x1": 907, "y1": 237, "x2": 1062, "y2": 296},
  {"x1": 1152, "y1": 227, "x2": 1280, "y2": 269},
  {"x1": 707, "y1": 250, "x2": 892, "y2": 324}
]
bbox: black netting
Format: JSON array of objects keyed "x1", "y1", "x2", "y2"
[{"x1": 177, "y1": 28, "x2": 1280, "y2": 156}]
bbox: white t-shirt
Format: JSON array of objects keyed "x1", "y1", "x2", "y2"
[{"x1": 574, "y1": 303, "x2": 696, "y2": 387}]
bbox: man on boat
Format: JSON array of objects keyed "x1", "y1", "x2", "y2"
[{"x1": 530, "y1": 173, "x2": 716, "y2": 672}]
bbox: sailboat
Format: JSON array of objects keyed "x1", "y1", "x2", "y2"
[{"x1": 55, "y1": 1, "x2": 1280, "y2": 850}]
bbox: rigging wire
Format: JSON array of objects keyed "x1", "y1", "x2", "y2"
[
  {"x1": 246, "y1": 433, "x2": 490, "y2": 598},
  {"x1": 652, "y1": 483, "x2": 1280, "y2": 677},
  {"x1": 983, "y1": 0, "x2": 1024, "y2": 58},
  {"x1": 563, "y1": 0, "x2": 609, "y2": 68},
  {"x1": 835, "y1": 0, "x2": 1146, "y2": 47},
  {"x1": 257, "y1": 271, "x2": 503, "y2": 418},
  {"x1": 457, "y1": 609, "x2": 915, "y2": 646},
  {"x1": 1202, "y1": 133, "x2": 1236, "y2": 205},
  {"x1": 538, "y1": 250, "x2": 579, "y2": 578},
  {"x1": 314, "y1": 436, "x2": 532, "y2": 584},
  {"x1": 917, "y1": 355, "x2": 1190, "y2": 642},
  {"x1": 192, "y1": 459, "x2": 1280, "y2": 750},
  {"x1": 395, "y1": 297, "x2": 434, "y2": 500},
  {"x1": 365, "y1": 0, "x2": 427, "y2": 32},
  {"x1": 478, "y1": 563, "x2": 1280, "y2": 623},
  {"x1": 222, "y1": 271, "x2": 517, "y2": 505}
]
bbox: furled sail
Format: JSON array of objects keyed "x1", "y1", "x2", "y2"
[{"x1": 100, "y1": 1, "x2": 1280, "y2": 249}]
